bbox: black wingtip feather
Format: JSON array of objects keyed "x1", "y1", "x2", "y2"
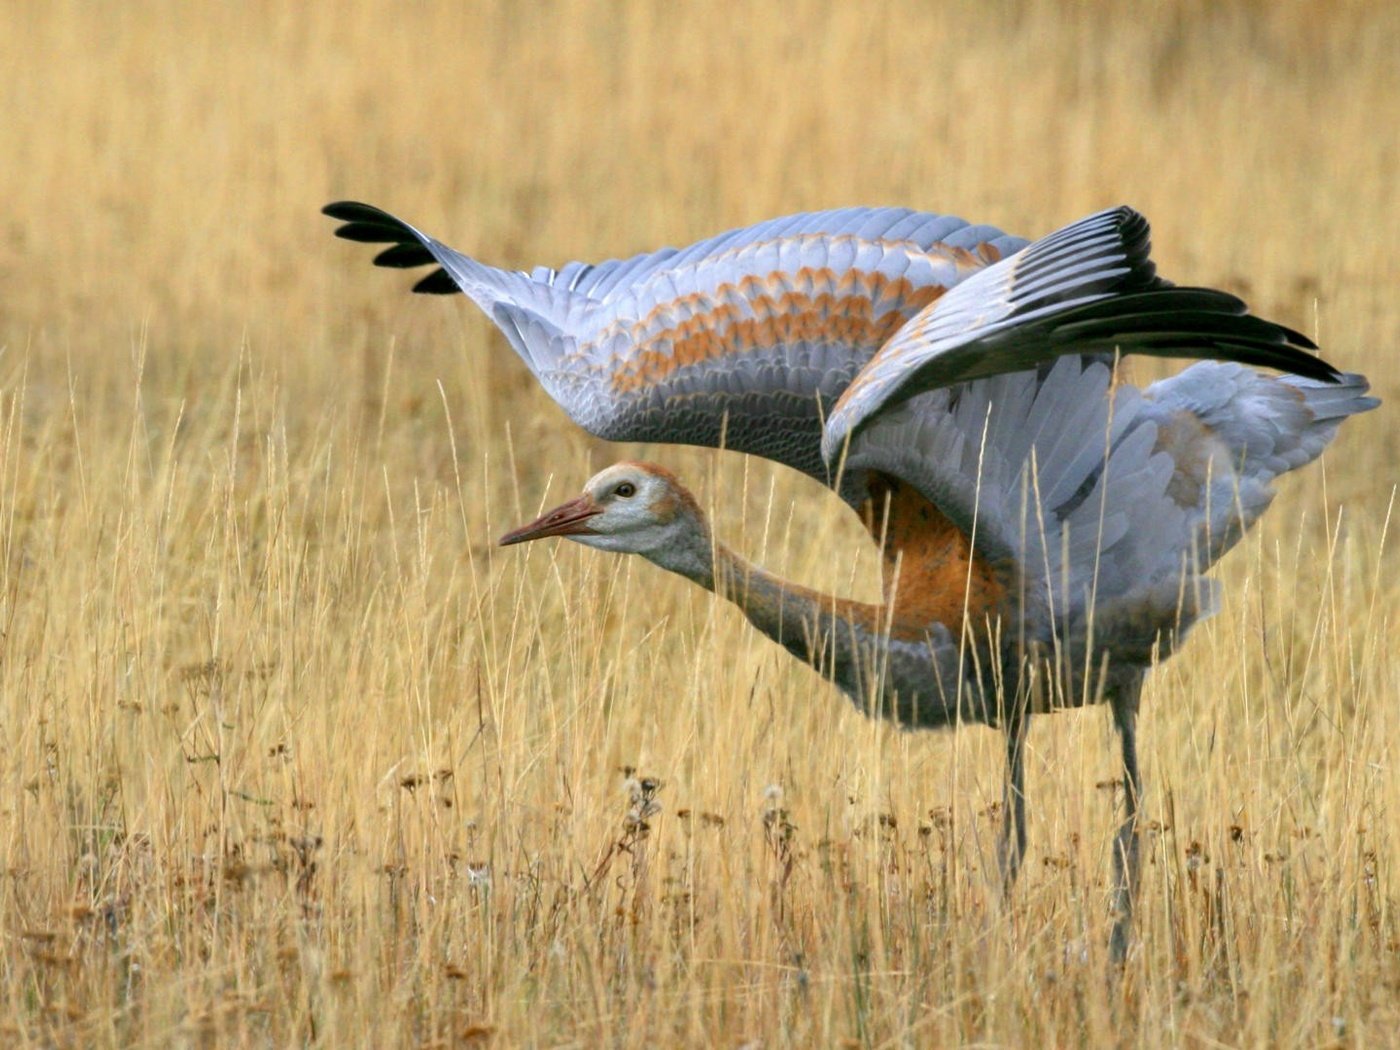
[
  {"x1": 1205, "y1": 343, "x2": 1340, "y2": 383},
  {"x1": 322, "y1": 200, "x2": 391, "y2": 223},
  {"x1": 1113, "y1": 205, "x2": 1159, "y2": 293},
  {"x1": 1273, "y1": 321, "x2": 1318, "y2": 352},
  {"x1": 412, "y1": 270, "x2": 460, "y2": 295},
  {"x1": 1016, "y1": 205, "x2": 1165, "y2": 307},
  {"x1": 1042, "y1": 286, "x2": 1341, "y2": 383},
  {"x1": 323, "y1": 200, "x2": 464, "y2": 295},
  {"x1": 333, "y1": 222, "x2": 405, "y2": 243},
  {"x1": 322, "y1": 201, "x2": 422, "y2": 243},
  {"x1": 374, "y1": 244, "x2": 436, "y2": 268}
]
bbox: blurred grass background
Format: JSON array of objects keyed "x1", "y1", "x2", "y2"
[{"x1": 1, "y1": 1, "x2": 1397, "y2": 1045}]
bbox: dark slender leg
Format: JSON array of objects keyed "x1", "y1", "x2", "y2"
[
  {"x1": 998, "y1": 716, "x2": 1029, "y2": 895},
  {"x1": 1109, "y1": 680, "x2": 1144, "y2": 963}
]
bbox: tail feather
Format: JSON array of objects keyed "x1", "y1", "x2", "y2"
[
  {"x1": 1140, "y1": 363, "x2": 1378, "y2": 574},
  {"x1": 1288, "y1": 372, "x2": 1380, "y2": 422}
]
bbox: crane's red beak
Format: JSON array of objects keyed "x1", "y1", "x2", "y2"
[{"x1": 499, "y1": 495, "x2": 603, "y2": 546}]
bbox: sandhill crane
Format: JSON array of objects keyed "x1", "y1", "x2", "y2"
[{"x1": 324, "y1": 201, "x2": 1376, "y2": 957}]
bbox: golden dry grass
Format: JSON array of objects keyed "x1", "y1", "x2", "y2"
[{"x1": 2, "y1": 1, "x2": 1398, "y2": 1045}]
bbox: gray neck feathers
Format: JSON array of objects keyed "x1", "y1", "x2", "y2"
[{"x1": 639, "y1": 509, "x2": 717, "y2": 589}]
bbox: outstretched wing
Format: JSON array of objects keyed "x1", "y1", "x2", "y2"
[
  {"x1": 821, "y1": 207, "x2": 1340, "y2": 461},
  {"x1": 324, "y1": 201, "x2": 1023, "y2": 485}
]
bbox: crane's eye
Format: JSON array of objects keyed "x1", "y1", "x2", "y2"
[{"x1": 614, "y1": 482, "x2": 637, "y2": 498}]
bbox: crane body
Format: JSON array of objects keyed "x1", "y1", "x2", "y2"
[{"x1": 327, "y1": 200, "x2": 1377, "y2": 958}]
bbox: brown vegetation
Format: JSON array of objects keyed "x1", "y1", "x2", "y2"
[{"x1": 1, "y1": 2, "x2": 1396, "y2": 1045}]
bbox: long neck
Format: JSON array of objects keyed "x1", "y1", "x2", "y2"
[
  {"x1": 658, "y1": 531, "x2": 915, "y2": 707},
  {"x1": 717, "y1": 541, "x2": 1002, "y2": 728},
  {"x1": 647, "y1": 519, "x2": 887, "y2": 635},
  {"x1": 641, "y1": 507, "x2": 981, "y2": 728},
  {"x1": 711, "y1": 543, "x2": 892, "y2": 648}
]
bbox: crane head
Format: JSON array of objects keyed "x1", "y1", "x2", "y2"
[{"x1": 499, "y1": 462, "x2": 708, "y2": 568}]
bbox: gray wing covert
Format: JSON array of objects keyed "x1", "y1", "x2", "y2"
[
  {"x1": 564, "y1": 211, "x2": 1024, "y2": 480},
  {"x1": 838, "y1": 357, "x2": 1185, "y2": 683},
  {"x1": 844, "y1": 356, "x2": 1375, "y2": 662},
  {"x1": 840, "y1": 357, "x2": 1145, "y2": 575},
  {"x1": 840, "y1": 358, "x2": 1206, "y2": 630},
  {"x1": 324, "y1": 201, "x2": 1024, "y2": 487}
]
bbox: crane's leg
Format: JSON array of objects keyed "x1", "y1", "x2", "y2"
[
  {"x1": 998, "y1": 715, "x2": 1029, "y2": 895},
  {"x1": 1109, "y1": 680, "x2": 1144, "y2": 963}
]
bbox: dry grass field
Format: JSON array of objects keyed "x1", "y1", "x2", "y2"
[{"x1": 2, "y1": 1, "x2": 1398, "y2": 1045}]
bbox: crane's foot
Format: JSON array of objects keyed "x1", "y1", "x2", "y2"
[
  {"x1": 1108, "y1": 682, "x2": 1143, "y2": 966},
  {"x1": 998, "y1": 718, "x2": 1028, "y2": 898},
  {"x1": 1107, "y1": 785, "x2": 1142, "y2": 965}
]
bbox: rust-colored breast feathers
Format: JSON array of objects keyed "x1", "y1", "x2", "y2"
[{"x1": 860, "y1": 474, "x2": 1006, "y2": 637}]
